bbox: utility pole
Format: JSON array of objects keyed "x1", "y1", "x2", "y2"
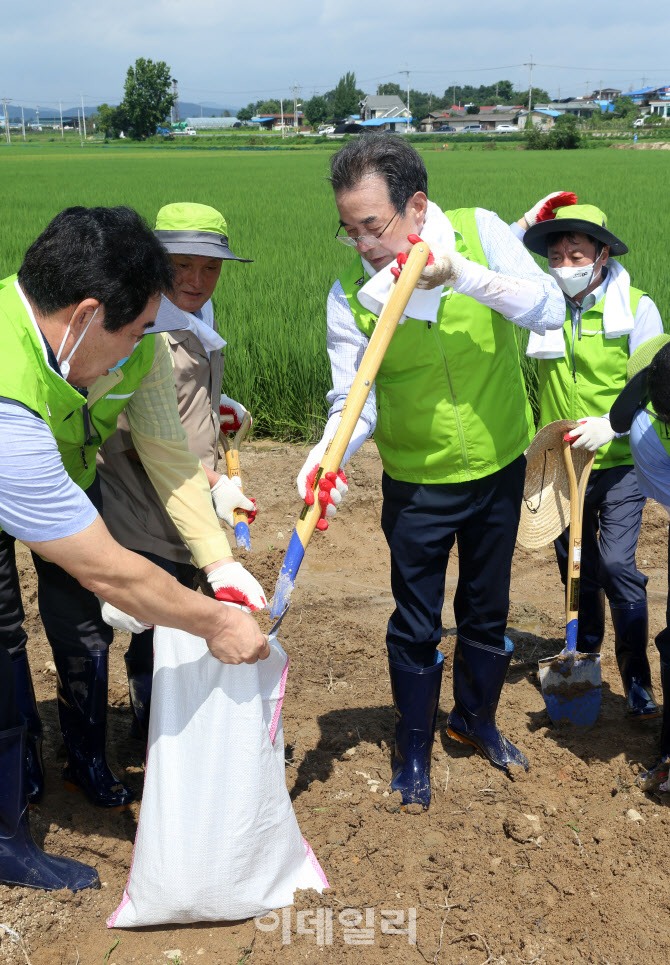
[
  {"x1": 2, "y1": 99, "x2": 10, "y2": 144},
  {"x1": 81, "y1": 93, "x2": 87, "y2": 138},
  {"x1": 21, "y1": 105, "x2": 25, "y2": 140},
  {"x1": 59, "y1": 100, "x2": 64, "y2": 137},
  {"x1": 77, "y1": 109, "x2": 83, "y2": 147},
  {"x1": 523, "y1": 55, "x2": 535, "y2": 115},
  {"x1": 280, "y1": 97, "x2": 284, "y2": 138},
  {"x1": 172, "y1": 78, "x2": 179, "y2": 122},
  {"x1": 400, "y1": 69, "x2": 410, "y2": 131},
  {"x1": 293, "y1": 83, "x2": 298, "y2": 131},
  {"x1": 36, "y1": 104, "x2": 39, "y2": 129},
  {"x1": 453, "y1": 83, "x2": 456, "y2": 106}
]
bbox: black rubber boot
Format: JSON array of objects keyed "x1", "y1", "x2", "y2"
[
  {"x1": 446, "y1": 634, "x2": 529, "y2": 771},
  {"x1": 124, "y1": 656, "x2": 152, "y2": 741},
  {"x1": 53, "y1": 648, "x2": 135, "y2": 810},
  {"x1": 610, "y1": 602, "x2": 660, "y2": 720},
  {"x1": 577, "y1": 588, "x2": 606, "y2": 654},
  {"x1": 388, "y1": 652, "x2": 444, "y2": 810},
  {"x1": 0, "y1": 724, "x2": 100, "y2": 891},
  {"x1": 12, "y1": 652, "x2": 44, "y2": 803}
]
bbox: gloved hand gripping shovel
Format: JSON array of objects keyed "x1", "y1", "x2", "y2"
[
  {"x1": 538, "y1": 440, "x2": 601, "y2": 726},
  {"x1": 220, "y1": 410, "x2": 253, "y2": 551},
  {"x1": 268, "y1": 241, "x2": 430, "y2": 634}
]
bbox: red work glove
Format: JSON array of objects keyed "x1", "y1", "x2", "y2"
[
  {"x1": 219, "y1": 394, "x2": 252, "y2": 434},
  {"x1": 303, "y1": 467, "x2": 348, "y2": 532}
]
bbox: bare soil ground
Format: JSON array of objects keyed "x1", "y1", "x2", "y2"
[{"x1": 2, "y1": 441, "x2": 670, "y2": 965}]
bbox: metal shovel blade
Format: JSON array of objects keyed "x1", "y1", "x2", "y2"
[{"x1": 538, "y1": 646, "x2": 601, "y2": 727}]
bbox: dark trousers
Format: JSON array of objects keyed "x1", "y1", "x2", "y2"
[
  {"x1": 0, "y1": 478, "x2": 112, "y2": 659},
  {"x1": 554, "y1": 465, "x2": 647, "y2": 606},
  {"x1": 380, "y1": 455, "x2": 526, "y2": 669},
  {"x1": 124, "y1": 551, "x2": 197, "y2": 672},
  {"x1": 655, "y1": 528, "x2": 670, "y2": 664},
  {"x1": 0, "y1": 647, "x2": 18, "y2": 729}
]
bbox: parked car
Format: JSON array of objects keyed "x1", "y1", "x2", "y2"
[
  {"x1": 461, "y1": 124, "x2": 483, "y2": 133},
  {"x1": 495, "y1": 124, "x2": 516, "y2": 133},
  {"x1": 436, "y1": 124, "x2": 456, "y2": 133}
]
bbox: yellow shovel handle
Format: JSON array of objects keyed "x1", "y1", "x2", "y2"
[
  {"x1": 297, "y1": 241, "x2": 430, "y2": 547},
  {"x1": 563, "y1": 439, "x2": 595, "y2": 623}
]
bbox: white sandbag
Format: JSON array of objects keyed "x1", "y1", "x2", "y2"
[{"x1": 108, "y1": 626, "x2": 327, "y2": 928}]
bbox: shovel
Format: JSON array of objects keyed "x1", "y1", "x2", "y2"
[
  {"x1": 220, "y1": 410, "x2": 253, "y2": 551},
  {"x1": 538, "y1": 439, "x2": 600, "y2": 727},
  {"x1": 268, "y1": 241, "x2": 430, "y2": 632}
]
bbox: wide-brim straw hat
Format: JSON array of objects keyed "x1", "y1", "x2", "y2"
[{"x1": 517, "y1": 420, "x2": 591, "y2": 549}]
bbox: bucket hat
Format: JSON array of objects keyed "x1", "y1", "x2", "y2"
[
  {"x1": 610, "y1": 334, "x2": 670, "y2": 432},
  {"x1": 517, "y1": 420, "x2": 592, "y2": 549},
  {"x1": 154, "y1": 202, "x2": 252, "y2": 262},
  {"x1": 524, "y1": 202, "x2": 627, "y2": 259}
]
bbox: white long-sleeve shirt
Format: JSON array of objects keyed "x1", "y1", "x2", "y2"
[{"x1": 326, "y1": 206, "x2": 566, "y2": 435}]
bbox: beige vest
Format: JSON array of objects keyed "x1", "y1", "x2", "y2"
[{"x1": 97, "y1": 330, "x2": 225, "y2": 564}]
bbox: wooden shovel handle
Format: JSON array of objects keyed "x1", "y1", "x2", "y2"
[
  {"x1": 296, "y1": 241, "x2": 430, "y2": 548},
  {"x1": 563, "y1": 439, "x2": 595, "y2": 626},
  {"x1": 219, "y1": 410, "x2": 253, "y2": 527}
]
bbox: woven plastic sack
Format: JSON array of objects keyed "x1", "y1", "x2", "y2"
[{"x1": 108, "y1": 625, "x2": 327, "y2": 927}]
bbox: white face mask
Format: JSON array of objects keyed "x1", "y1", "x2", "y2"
[
  {"x1": 56, "y1": 307, "x2": 99, "y2": 381},
  {"x1": 548, "y1": 248, "x2": 605, "y2": 302}
]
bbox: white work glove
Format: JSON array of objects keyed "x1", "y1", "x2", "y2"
[
  {"x1": 219, "y1": 394, "x2": 251, "y2": 434},
  {"x1": 210, "y1": 474, "x2": 257, "y2": 528},
  {"x1": 391, "y1": 233, "x2": 463, "y2": 290},
  {"x1": 565, "y1": 417, "x2": 616, "y2": 452},
  {"x1": 100, "y1": 600, "x2": 152, "y2": 635},
  {"x1": 207, "y1": 561, "x2": 267, "y2": 611},
  {"x1": 524, "y1": 191, "x2": 578, "y2": 227}
]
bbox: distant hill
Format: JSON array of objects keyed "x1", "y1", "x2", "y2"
[{"x1": 7, "y1": 101, "x2": 240, "y2": 123}]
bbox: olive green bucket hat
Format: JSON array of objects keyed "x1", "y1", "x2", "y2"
[
  {"x1": 524, "y1": 203, "x2": 628, "y2": 259},
  {"x1": 154, "y1": 202, "x2": 253, "y2": 262},
  {"x1": 610, "y1": 334, "x2": 670, "y2": 433}
]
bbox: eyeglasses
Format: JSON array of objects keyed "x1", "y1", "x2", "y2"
[{"x1": 335, "y1": 211, "x2": 400, "y2": 250}]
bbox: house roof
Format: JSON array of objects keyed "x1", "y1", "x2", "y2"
[
  {"x1": 361, "y1": 95, "x2": 406, "y2": 110},
  {"x1": 519, "y1": 109, "x2": 561, "y2": 118}
]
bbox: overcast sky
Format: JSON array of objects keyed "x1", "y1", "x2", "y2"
[{"x1": 3, "y1": 0, "x2": 668, "y2": 112}]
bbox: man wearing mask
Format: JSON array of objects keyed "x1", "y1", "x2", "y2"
[
  {"x1": 296, "y1": 134, "x2": 565, "y2": 810},
  {"x1": 0, "y1": 205, "x2": 267, "y2": 889},
  {"x1": 98, "y1": 203, "x2": 256, "y2": 739},
  {"x1": 517, "y1": 197, "x2": 663, "y2": 719}
]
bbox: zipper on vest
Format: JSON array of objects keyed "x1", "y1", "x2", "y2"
[
  {"x1": 431, "y1": 326, "x2": 470, "y2": 478},
  {"x1": 80, "y1": 404, "x2": 93, "y2": 471}
]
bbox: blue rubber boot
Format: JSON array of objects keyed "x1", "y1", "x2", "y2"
[
  {"x1": 0, "y1": 724, "x2": 100, "y2": 891},
  {"x1": 446, "y1": 634, "x2": 529, "y2": 771},
  {"x1": 577, "y1": 589, "x2": 606, "y2": 654},
  {"x1": 12, "y1": 652, "x2": 44, "y2": 804},
  {"x1": 610, "y1": 602, "x2": 660, "y2": 720},
  {"x1": 388, "y1": 652, "x2": 444, "y2": 809},
  {"x1": 124, "y1": 655, "x2": 152, "y2": 741},
  {"x1": 54, "y1": 648, "x2": 135, "y2": 810}
]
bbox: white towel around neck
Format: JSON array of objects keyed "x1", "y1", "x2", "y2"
[
  {"x1": 526, "y1": 259, "x2": 634, "y2": 360},
  {"x1": 357, "y1": 200, "x2": 456, "y2": 324},
  {"x1": 150, "y1": 294, "x2": 226, "y2": 354}
]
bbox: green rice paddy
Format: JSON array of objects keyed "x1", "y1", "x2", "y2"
[{"x1": 1, "y1": 143, "x2": 667, "y2": 438}]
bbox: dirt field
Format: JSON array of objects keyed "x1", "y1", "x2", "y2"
[{"x1": 2, "y1": 440, "x2": 670, "y2": 965}]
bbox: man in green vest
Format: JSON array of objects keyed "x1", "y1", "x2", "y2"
[
  {"x1": 296, "y1": 134, "x2": 566, "y2": 809},
  {"x1": 0, "y1": 206, "x2": 268, "y2": 892},
  {"x1": 518, "y1": 199, "x2": 663, "y2": 719}
]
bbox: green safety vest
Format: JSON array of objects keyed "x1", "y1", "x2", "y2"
[
  {"x1": 0, "y1": 275, "x2": 155, "y2": 492},
  {"x1": 538, "y1": 286, "x2": 645, "y2": 471},
  {"x1": 338, "y1": 207, "x2": 534, "y2": 484}
]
